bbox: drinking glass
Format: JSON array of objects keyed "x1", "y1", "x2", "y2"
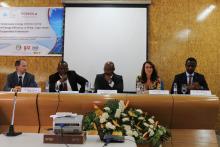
[
  {"x1": 85, "y1": 82, "x2": 91, "y2": 93},
  {"x1": 181, "y1": 84, "x2": 187, "y2": 94},
  {"x1": 55, "y1": 84, "x2": 60, "y2": 92}
]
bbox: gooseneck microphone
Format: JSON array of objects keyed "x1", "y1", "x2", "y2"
[{"x1": 5, "y1": 91, "x2": 22, "y2": 136}]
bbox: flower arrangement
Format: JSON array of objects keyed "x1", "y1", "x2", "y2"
[{"x1": 83, "y1": 99, "x2": 170, "y2": 147}]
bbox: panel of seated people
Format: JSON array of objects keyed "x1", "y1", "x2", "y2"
[
  {"x1": 37, "y1": 93, "x2": 59, "y2": 133},
  {"x1": 0, "y1": 93, "x2": 39, "y2": 133},
  {"x1": 126, "y1": 94, "x2": 173, "y2": 128},
  {"x1": 172, "y1": 95, "x2": 219, "y2": 129}
]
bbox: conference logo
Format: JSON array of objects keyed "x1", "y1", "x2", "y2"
[
  {"x1": 32, "y1": 45, "x2": 39, "y2": 51},
  {"x1": 16, "y1": 45, "x2": 22, "y2": 51}
]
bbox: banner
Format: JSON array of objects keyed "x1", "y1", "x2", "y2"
[{"x1": 0, "y1": 7, "x2": 64, "y2": 56}]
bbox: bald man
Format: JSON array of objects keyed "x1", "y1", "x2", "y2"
[
  {"x1": 94, "y1": 61, "x2": 123, "y2": 93},
  {"x1": 49, "y1": 61, "x2": 88, "y2": 92}
]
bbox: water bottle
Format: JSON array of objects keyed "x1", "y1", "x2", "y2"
[
  {"x1": 85, "y1": 82, "x2": 90, "y2": 93},
  {"x1": 173, "y1": 83, "x2": 177, "y2": 94},
  {"x1": 45, "y1": 81, "x2": 49, "y2": 92}
]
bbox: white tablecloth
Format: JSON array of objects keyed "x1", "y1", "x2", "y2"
[{"x1": 0, "y1": 133, "x2": 137, "y2": 147}]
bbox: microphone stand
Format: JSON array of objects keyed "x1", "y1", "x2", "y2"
[{"x1": 5, "y1": 91, "x2": 22, "y2": 136}]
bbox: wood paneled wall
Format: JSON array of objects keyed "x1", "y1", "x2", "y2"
[
  {"x1": 0, "y1": 0, "x2": 220, "y2": 130},
  {"x1": 149, "y1": 0, "x2": 220, "y2": 130}
]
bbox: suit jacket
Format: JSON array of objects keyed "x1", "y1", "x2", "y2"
[
  {"x1": 4, "y1": 72, "x2": 38, "y2": 91},
  {"x1": 171, "y1": 72, "x2": 209, "y2": 94},
  {"x1": 49, "y1": 70, "x2": 88, "y2": 93},
  {"x1": 94, "y1": 73, "x2": 123, "y2": 93}
]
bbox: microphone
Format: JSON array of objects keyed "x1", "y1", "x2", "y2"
[{"x1": 5, "y1": 90, "x2": 22, "y2": 136}]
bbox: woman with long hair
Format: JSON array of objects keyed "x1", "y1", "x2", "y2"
[{"x1": 137, "y1": 61, "x2": 161, "y2": 90}]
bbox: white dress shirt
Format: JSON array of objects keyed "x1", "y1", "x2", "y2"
[
  {"x1": 17, "y1": 73, "x2": 25, "y2": 84},
  {"x1": 186, "y1": 72, "x2": 194, "y2": 85}
]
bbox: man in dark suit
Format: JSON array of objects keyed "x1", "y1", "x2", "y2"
[
  {"x1": 49, "y1": 61, "x2": 88, "y2": 92},
  {"x1": 171, "y1": 57, "x2": 209, "y2": 94},
  {"x1": 4, "y1": 59, "x2": 38, "y2": 91},
  {"x1": 94, "y1": 61, "x2": 123, "y2": 93}
]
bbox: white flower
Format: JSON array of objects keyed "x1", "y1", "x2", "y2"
[
  {"x1": 122, "y1": 117, "x2": 130, "y2": 122},
  {"x1": 121, "y1": 113, "x2": 127, "y2": 117},
  {"x1": 149, "y1": 125, "x2": 154, "y2": 129},
  {"x1": 126, "y1": 130, "x2": 133, "y2": 136},
  {"x1": 136, "y1": 109, "x2": 143, "y2": 114},
  {"x1": 115, "y1": 109, "x2": 121, "y2": 118},
  {"x1": 118, "y1": 100, "x2": 125, "y2": 112},
  {"x1": 99, "y1": 112, "x2": 109, "y2": 123},
  {"x1": 138, "y1": 117, "x2": 144, "y2": 120},
  {"x1": 104, "y1": 107, "x2": 110, "y2": 111},
  {"x1": 102, "y1": 113, "x2": 109, "y2": 119},
  {"x1": 132, "y1": 131, "x2": 139, "y2": 137},
  {"x1": 105, "y1": 122, "x2": 116, "y2": 130},
  {"x1": 100, "y1": 117, "x2": 106, "y2": 123},
  {"x1": 123, "y1": 125, "x2": 131, "y2": 131},
  {"x1": 149, "y1": 130, "x2": 155, "y2": 137},
  {"x1": 143, "y1": 123, "x2": 149, "y2": 127},
  {"x1": 148, "y1": 118, "x2": 155, "y2": 124}
]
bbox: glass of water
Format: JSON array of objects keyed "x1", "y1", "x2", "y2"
[
  {"x1": 85, "y1": 82, "x2": 91, "y2": 93},
  {"x1": 181, "y1": 84, "x2": 187, "y2": 94},
  {"x1": 55, "y1": 84, "x2": 60, "y2": 92}
]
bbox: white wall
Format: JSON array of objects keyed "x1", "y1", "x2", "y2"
[{"x1": 64, "y1": 7, "x2": 147, "y2": 92}]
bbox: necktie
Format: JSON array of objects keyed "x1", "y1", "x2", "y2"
[
  {"x1": 63, "y1": 82, "x2": 68, "y2": 91},
  {"x1": 18, "y1": 76, "x2": 23, "y2": 86},
  {"x1": 188, "y1": 75, "x2": 193, "y2": 85}
]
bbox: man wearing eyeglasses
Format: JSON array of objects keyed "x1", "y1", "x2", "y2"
[{"x1": 171, "y1": 57, "x2": 209, "y2": 94}]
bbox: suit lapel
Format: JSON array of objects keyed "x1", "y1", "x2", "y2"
[
  {"x1": 67, "y1": 71, "x2": 74, "y2": 90},
  {"x1": 193, "y1": 72, "x2": 198, "y2": 83},
  {"x1": 13, "y1": 72, "x2": 19, "y2": 86},
  {"x1": 183, "y1": 73, "x2": 187, "y2": 84},
  {"x1": 23, "y1": 73, "x2": 28, "y2": 87}
]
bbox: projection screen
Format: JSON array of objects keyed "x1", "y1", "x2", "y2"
[{"x1": 64, "y1": 6, "x2": 147, "y2": 92}]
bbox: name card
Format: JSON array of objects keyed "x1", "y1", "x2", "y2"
[
  {"x1": 97, "y1": 90, "x2": 117, "y2": 94},
  {"x1": 59, "y1": 91, "x2": 79, "y2": 94},
  {"x1": 149, "y1": 90, "x2": 170, "y2": 95},
  {"x1": 190, "y1": 90, "x2": 212, "y2": 96},
  {"x1": 21, "y1": 87, "x2": 41, "y2": 93}
]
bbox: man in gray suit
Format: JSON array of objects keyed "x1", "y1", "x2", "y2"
[{"x1": 4, "y1": 59, "x2": 38, "y2": 91}]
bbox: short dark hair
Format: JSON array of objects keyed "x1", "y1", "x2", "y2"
[
  {"x1": 141, "y1": 61, "x2": 158, "y2": 83},
  {"x1": 58, "y1": 60, "x2": 68, "y2": 66},
  {"x1": 15, "y1": 59, "x2": 25, "y2": 66},
  {"x1": 185, "y1": 57, "x2": 197, "y2": 65}
]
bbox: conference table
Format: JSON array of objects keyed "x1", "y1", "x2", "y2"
[
  {"x1": 0, "y1": 130, "x2": 218, "y2": 147},
  {"x1": 0, "y1": 134, "x2": 136, "y2": 147},
  {"x1": 0, "y1": 92, "x2": 219, "y2": 147}
]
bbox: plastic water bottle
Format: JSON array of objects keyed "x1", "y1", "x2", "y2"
[
  {"x1": 85, "y1": 82, "x2": 90, "y2": 93},
  {"x1": 173, "y1": 83, "x2": 177, "y2": 94},
  {"x1": 45, "y1": 81, "x2": 49, "y2": 92}
]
